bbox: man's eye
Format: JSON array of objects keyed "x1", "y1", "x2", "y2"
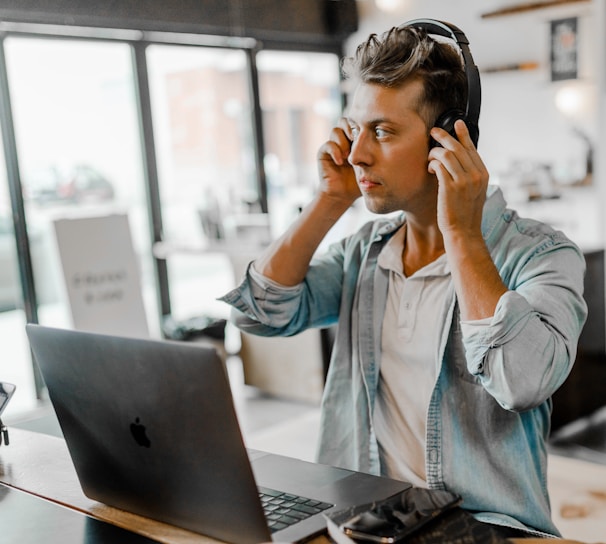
[
  {"x1": 375, "y1": 127, "x2": 388, "y2": 138},
  {"x1": 349, "y1": 126, "x2": 359, "y2": 139}
]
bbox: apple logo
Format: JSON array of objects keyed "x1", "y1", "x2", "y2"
[{"x1": 130, "y1": 417, "x2": 151, "y2": 448}]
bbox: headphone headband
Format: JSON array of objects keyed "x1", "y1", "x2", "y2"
[{"x1": 402, "y1": 18, "x2": 481, "y2": 145}]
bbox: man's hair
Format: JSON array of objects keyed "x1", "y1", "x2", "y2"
[{"x1": 342, "y1": 25, "x2": 468, "y2": 129}]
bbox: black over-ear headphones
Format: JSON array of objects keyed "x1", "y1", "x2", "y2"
[{"x1": 402, "y1": 19, "x2": 481, "y2": 148}]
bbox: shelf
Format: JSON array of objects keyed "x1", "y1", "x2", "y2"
[
  {"x1": 481, "y1": 61, "x2": 540, "y2": 73},
  {"x1": 481, "y1": 0, "x2": 590, "y2": 18}
]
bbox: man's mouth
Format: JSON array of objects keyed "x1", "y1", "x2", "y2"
[{"x1": 358, "y1": 177, "x2": 382, "y2": 191}]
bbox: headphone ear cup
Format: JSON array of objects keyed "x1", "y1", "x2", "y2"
[
  {"x1": 430, "y1": 109, "x2": 468, "y2": 148},
  {"x1": 466, "y1": 123, "x2": 480, "y2": 148}
]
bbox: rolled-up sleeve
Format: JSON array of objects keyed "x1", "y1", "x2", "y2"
[
  {"x1": 219, "y1": 239, "x2": 348, "y2": 336},
  {"x1": 460, "y1": 245, "x2": 587, "y2": 412},
  {"x1": 219, "y1": 262, "x2": 306, "y2": 335}
]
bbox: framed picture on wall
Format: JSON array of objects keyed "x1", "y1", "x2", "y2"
[{"x1": 550, "y1": 17, "x2": 578, "y2": 81}]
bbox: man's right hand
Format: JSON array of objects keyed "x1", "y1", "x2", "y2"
[
  {"x1": 317, "y1": 118, "x2": 361, "y2": 206},
  {"x1": 252, "y1": 120, "x2": 360, "y2": 287}
]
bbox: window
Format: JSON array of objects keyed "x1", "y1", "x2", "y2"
[
  {"x1": 257, "y1": 50, "x2": 341, "y2": 234},
  {"x1": 0, "y1": 37, "x2": 154, "y2": 414},
  {"x1": 147, "y1": 45, "x2": 255, "y2": 321},
  {"x1": 5, "y1": 36, "x2": 153, "y2": 325},
  {"x1": 0, "y1": 32, "x2": 345, "y2": 419},
  {"x1": 0, "y1": 130, "x2": 35, "y2": 417}
]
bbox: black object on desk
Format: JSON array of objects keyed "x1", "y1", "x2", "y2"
[
  {"x1": 0, "y1": 381, "x2": 16, "y2": 446},
  {"x1": 0, "y1": 483, "x2": 161, "y2": 544}
]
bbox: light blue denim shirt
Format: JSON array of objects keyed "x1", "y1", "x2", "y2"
[{"x1": 220, "y1": 186, "x2": 587, "y2": 537}]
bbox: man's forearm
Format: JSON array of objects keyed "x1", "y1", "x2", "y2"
[
  {"x1": 254, "y1": 193, "x2": 352, "y2": 286},
  {"x1": 444, "y1": 232, "x2": 508, "y2": 321}
]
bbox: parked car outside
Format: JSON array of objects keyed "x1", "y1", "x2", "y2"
[{"x1": 24, "y1": 164, "x2": 115, "y2": 205}]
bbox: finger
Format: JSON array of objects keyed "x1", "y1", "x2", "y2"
[
  {"x1": 430, "y1": 123, "x2": 485, "y2": 181},
  {"x1": 430, "y1": 121, "x2": 471, "y2": 151},
  {"x1": 429, "y1": 126, "x2": 454, "y2": 150},
  {"x1": 337, "y1": 117, "x2": 354, "y2": 142},
  {"x1": 318, "y1": 127, "x2": 349, "y2": 165},
  {"x1": 427, "y1": 158, "x2": 454, "y2": 184},
  {"x1": 453, "y1": 120, "x2": 489, "y2": 175},
  {"x1": 453, "y1": 119, "x2": 472, "y2": 146},
  {"x1": 318, "y1": 139, "x2": 349, "y2": 167},
  {"x1": 318, "y1": 141, "x2": 339, "y2": 167},
  {"x1": 332, "y1": 126, "x2": 353, "y2": 149},
  {"x1": 428, "y1": 143, "x2": 466, "y2": 182}
]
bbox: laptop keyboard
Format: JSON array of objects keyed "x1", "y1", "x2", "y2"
[{"x1": 258, "y1": 486, "x2": 333, "y2": 533}]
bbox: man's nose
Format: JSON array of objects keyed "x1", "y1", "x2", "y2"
[{"x1": 347, "y1": 132, "x2": 372, "y2": 166}]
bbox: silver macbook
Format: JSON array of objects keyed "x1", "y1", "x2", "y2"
[{"x1": 26, "y1": 324, "x2": 411, "y2": 544}]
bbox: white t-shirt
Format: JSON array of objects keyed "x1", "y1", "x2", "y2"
[{"x1": 373, "y1": 225, "x2": 452, "y2": 487}]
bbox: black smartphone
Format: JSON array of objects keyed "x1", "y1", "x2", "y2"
[
  {"x1": 340, "y1": 488, "x2": 462, "y2": 543},
  {"x1": 0, "y1": 382, "x2": 16, "y2": 416}
]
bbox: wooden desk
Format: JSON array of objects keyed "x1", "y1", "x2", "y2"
[
  {"x1": 1, "y1": 428, "x2": 604, "y2": 544},
  {"x1": 0, "y1": 428, "x2": 326, "y2": 544},
  {"x1": 0, "y1": 482, "x2": 161, "y2": 544}
]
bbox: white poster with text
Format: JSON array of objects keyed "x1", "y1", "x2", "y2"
[{"x1": 53, "y1": 214, "x2": 149, "y2": 338}]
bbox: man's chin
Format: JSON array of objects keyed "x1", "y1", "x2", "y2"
[{"x1": 362, "y1": 195, "x2": 396, "y2": 215}]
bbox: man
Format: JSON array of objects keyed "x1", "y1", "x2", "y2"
[{"x1": 220, "y1": 22, "x2": 587, "y2": 537}]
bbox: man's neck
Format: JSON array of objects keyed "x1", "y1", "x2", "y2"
[{"x1": 401, "y1": 221, "x2": 445, "y2": 277}]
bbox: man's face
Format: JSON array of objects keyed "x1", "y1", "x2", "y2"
[{"x1": 346, "y1": 80, "x2": 435, "y2": 215}]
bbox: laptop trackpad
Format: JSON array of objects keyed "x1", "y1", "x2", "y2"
[{"x1": 251, "y1": 452, "x2": 350, "y2": 497}]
